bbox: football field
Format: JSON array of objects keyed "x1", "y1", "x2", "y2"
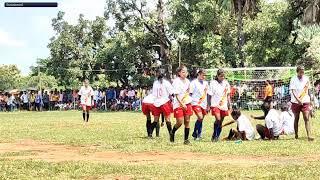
[{"x1": 0, "y1": 111, "x2": 320, "y2": 179}]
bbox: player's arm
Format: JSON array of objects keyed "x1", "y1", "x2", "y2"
[
  {"x1": 227, "y1": 83, "x2": 232, "y2": 110},
  {"x1": 175, "y1": 94, "x2": 186, "y2": 109},
  {"x1": 171, "y1": 80, "x2": 186, "y2": 108},
  {"x1": 165, "y1": 80, "x2": 175, "y2": 101},
  {"x1": 308, "y1": 81, "x2": 314, "y2": 106},
  {"x1": 207, "y1": 82, "x2": 213, "y2": 111},
  {"x1": 290, "y1": 79, "x2": 302, "y2": 104},
  {"x1": 189, "y1": 81, "x2": 194, "y2": 96},
  {"x1": 291, "y1": 89, "x2": 302, "y2": 104},
  {"x1": 222, "y1": 120, "x2": 235, "y2": 128},
  {"x1": 251, "y1": 115, "x2": 265, "y2": 120},
  {"x1": 268, "y1": 128, "x2": 274, "y2": 140},
  {"x1": 239, "y1": 131, "x2": 246, "y2": 140},
  {"x1": 227, "y1": 92, "x2": 232, "y2": 110},
  {"x1": 265, "y1": 118, "x2": 275, "y2": 140}
]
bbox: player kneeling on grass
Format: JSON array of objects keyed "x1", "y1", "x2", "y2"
[
  {"x1": 222, "y1": 109, "x2": 255, "y2": 141},
  {"x1": 171, "y1": 65, "x2": 193, "y2": 144},
  {"x1": 255, "y1": 103, "x2": 282, "y2": 140},
  {"x1": 279, "y1": 102, "x2": 295, "y2": 135},
  {"x1": 150, "y1": 69, "x2": 174, "y2": 139},
  {"x1": 78, "y1": 79, "x2": 94, "y2": 123},
  {"x1": 190, "y1": 69, "x2": 209, "y2": 140}
]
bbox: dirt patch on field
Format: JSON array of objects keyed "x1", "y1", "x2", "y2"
[{"x1": 0, "y1": 139, "x2": 319, "y2": 166}]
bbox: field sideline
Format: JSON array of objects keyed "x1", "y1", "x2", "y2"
[{"x1": 0, "y1": 111, "x2": 320, "y2": 179}]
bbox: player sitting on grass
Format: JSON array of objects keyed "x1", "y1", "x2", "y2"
[
  {"x1": 222, "y1": 109, "x2": 255, "y2": 141},
  {"x1": 255, "y1": 103, "x2": 282, "y2": 140},
  {"x1": 279, "y1": 102, "x2": 295, "y2": 135}
]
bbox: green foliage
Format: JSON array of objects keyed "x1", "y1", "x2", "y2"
[
  {"x1": 91, "y1": 74, "x2": 110, "y2": 89},
  {"x1": 31, "y1": 0, "x2": 320, "y2": 86},
  {"x1": 244, "y1": 1, "x2": 307, "y2": 66},
  {"x1": 43, "y1": 12, "x2": 108, "y2": 87},
  {"x1": 169, "y1": 0, "x2": 237, "y2": 68},
  {"x1": 0, "y1": 65, "x2": 22, "y2": 91},
  {"x1": 25, "y1": 73, "x2": 58, "y2": 90},
  {"x1": 302, "y1": 34, "x2": 320, "y2": 69}
]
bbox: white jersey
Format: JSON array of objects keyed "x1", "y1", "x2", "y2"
[
  {"x1": 208, "y1": 79, "x2": 230, "y2": 111},
  {"x1": 189, "y1": 79, "x2": 208, "y2": 109},
  {"x1": 142, "y1": 94, "x2": 155, "y2": 104},
  {"x1": 265, "y1": 109, "x2": 282, "y2": 136},
  {"x1": 78, "y1": 86, "x2": 94, "y2": 106},
  {"x1": 93, "y1": 90, "x2": 99, "y2": 101},
  {"x1": 21, "y1": 94, "x2": 29, "y2": 103},
  {"x1": 289, "y1": 75, "x2": 311, "y2": 104},
  {"x1": 128, "y1": 90, "x2": 136, "y2": 97},
  {"x1": 279, "y1": 111, "x2": 294, "y2": 135},
  {"x1": 172, "y1": 77, "x2": 192, "y2": 110},
  {"x1": 237, "y1": 115, "x2": 255, "y2": 140},
  {"x1": 152, "y1": 79, "x2": 174, "y2": 107}
]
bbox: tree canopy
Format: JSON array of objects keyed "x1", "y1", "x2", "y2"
[{"x1": 16, "y1": 0, "x2": 320, "y2": 87}]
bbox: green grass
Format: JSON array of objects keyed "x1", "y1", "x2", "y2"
[
  {"x1": 0, "y1": 110, "x2": 319, "y2": 179},
  {"x1": 1, "y1": 159, "x2": 320, "y2": 180}
]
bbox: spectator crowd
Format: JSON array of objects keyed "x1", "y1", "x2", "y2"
[
  {"x1": 0, "y1": 79, "x2": 319, "y2": 112},
  {"x1": 0, "y1": 86, "x2": 151, "y2": 112}
]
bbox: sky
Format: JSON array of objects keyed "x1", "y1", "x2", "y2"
[
  {"x1": 0, "y1": 0, "x2": 279, "y2": 75},
  {"x1": 0, "y1": 0, "x2": 106, "y2": 75}
]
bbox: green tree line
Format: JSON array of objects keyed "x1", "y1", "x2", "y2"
[{"x1": 2, "y1": 0, "x2": 320, "y2": 90}]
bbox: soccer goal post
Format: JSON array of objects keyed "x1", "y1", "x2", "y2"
[{"x1": 205, "y1": 67, "x2": 314, "y2": 110}]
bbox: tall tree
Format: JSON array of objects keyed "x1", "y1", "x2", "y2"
[
  {"x1": 105, "y1": 0, "x2": 173, "y2": 78},
  {"x1": 41, "y1": 11, "x2": 107, "y2": 87},
  {"x1": 0, "y1": 65, "x2": 22, "y2": 91},
  {"x1": 169, "y1": 0, "x2": 239, "y2": 68},
  {"x1": 244, "y1": 1, "x2": 308, "y2": 66},
  {"x1": 216, "y1": 0, "x2": 260, "y2": 66}
]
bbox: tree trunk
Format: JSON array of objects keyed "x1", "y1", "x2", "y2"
[
  {"x1": 237, "y1": 0, "x2": 245, "y2": 67},
  {"x1": 157, "y1": 0, "x2": 172, "y2": 79}
]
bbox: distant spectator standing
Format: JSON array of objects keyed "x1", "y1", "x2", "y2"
[
  {"x1": 43, "y1": 91, "x2": 49, "y2": 111},
  {"x1": 35, "y1": 91, "x2": 43, "y2": 111},
  {"x1": 21, "y1": 91, "x2": 29, "y2": 111}
]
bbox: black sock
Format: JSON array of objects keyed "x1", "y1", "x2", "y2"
[
  {"x1": 166, "y1": 122, "x2": 172, "y2": 134},
  {"x1": 161, "y1": 113, "x2": 165, "y2": 123},
  {"x1": 146, "y1": 119, "x2": 152, "y2": 135},
  {"x1": 156, "y1": 122, "x2": 160, "y2": 136},
  {"x1": 184, "y1": 128, "x2": 190, "y2": 141},
  {"x1": 213, "y1": 123, "x2": 218, "y2": 138},
  {"x1": 86, "y1": 113, "x2": 89, "y2": 122},
  {"x1": 172, "y1": 125, "x2": 178, "y2": 135},
  {"x1": 150, "y1": 122, "x2": 158, "y2": 135},
  {"x1": 82, "y1": 112, "x2": 86, "y2": 121}
]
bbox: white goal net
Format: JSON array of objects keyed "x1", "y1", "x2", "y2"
[{"x1": 205, "y1": 67, "x2": 315, "y2": 110}]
